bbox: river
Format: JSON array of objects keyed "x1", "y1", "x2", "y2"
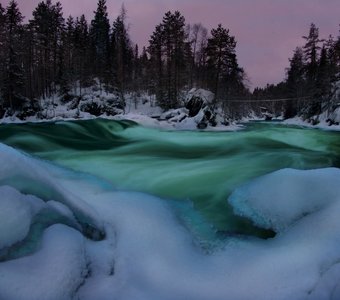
[
  {"x1": 1, "y1": 119, "x2": 340, "y2": 299},
  {"x1": 1, "y1": 119, "x2": 340, "y2": 241}
]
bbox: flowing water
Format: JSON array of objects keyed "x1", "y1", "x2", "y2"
[{"x1": 1, "y1": 119, "x2": 340, "y2": 245}]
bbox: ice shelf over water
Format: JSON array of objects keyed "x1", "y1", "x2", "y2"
[{"x1": 0, "y1": 142, "x2": 340, "y2": 299}]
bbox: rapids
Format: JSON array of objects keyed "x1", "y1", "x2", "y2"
[{"x1": 1, "y1": 119, "x2": 339, "y2": 243}]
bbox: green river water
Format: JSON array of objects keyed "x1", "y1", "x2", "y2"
[{"x1": 1, "y1": 119, "x2": 340, "y2": 241}]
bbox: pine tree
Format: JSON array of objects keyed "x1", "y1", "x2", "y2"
[
  {"x1": 187, "y1": 23, "x2": 207, "y2": 88},
  {"x1": 163, "y1": 11, "x2": 190, "y2": 108},
  {"x1": 148, "y1": 11, "x2": 190, "y2": 109},
  {"x1": 59, "y1": 15, "x2": 74, "y2": 100},
  {"x1": 111, "y1": 5, "x2": 133, "y2": 98},
  {"x1": 315, "y1": 46, "x2": 331, "y2": 100},
  {"x1": 139, "y1": 46, "x2": 151, "y2": 98},
  {"x1": 325, "y1": 35, "x2": 339, "y2": 85},
  {"x1": 21, "y1": 23, "x2": 36, "y2": 103},
  {"x1": 90, "y1": 0, "x2": 110, "y2": 91},
  {"x1": 148, "y1": 24, "x2": 165, "y2": 106},
  {"x1": 303, "y1": 23, "x2": 322, "y2": 96},
  {"x1": 51, "y1": 2, "x2": 65, "y2": 89},
  {"x1": 196, "y1": 26, "x2": 208, "y2": 88},
  {"x1": 285, "y1": 47, "x2": 305, "y2": 118},
  {"x1": 206, "y1": 24, "x2": 239, "y2": 107},
  {"x1": 2, "y1": 0, "x2": 25, "y2": 112},
  {"x1": 74, "y1": 15, "x2": 91, "y2": 94},
  {"x1": 286, "y1": 47, "x2": 306, "y2": 97},
  {"x1": 30, "y1": 0, "x2": 65, "y2": 99},
  {"x1": 0, "y1": 3, "x2": 6, "y2": 105}
]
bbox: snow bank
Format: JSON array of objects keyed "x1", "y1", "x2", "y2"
[{"x1": 1, "y1": 143, "x2": 340, "y2": 299}]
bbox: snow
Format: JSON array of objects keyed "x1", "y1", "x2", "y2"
[
  {"x1": 0, "y1": 88, "x2": 243, "y2": 132},
  {"x1": 0, "y1": 143, "x2": 105, "y2": 237},
  {"x1": 283, "y1": 115, "x2": 340, "y2": 131},
  {"x1": 1, "y1": 142, "x2": 340, "y2": 299},
  {"x1": 0, "y1": 225, "x2": 87, "y2": 300},
  {"x1": 46, "y1": 200, "x2": 77, "y2": 222},
  {"x1": 186, "y1": 88, "x2": 215, "y2": 104},
  {"x1": 228, "y1": 168, "x2": 340, "y2": 232},
  {"x1": 0, "y1": 186, "x2": 44, "y2": 249}
]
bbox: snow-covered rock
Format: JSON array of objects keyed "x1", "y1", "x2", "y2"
[{"x1": 186, "y1": 88, "x2": 215, "y2": 105}]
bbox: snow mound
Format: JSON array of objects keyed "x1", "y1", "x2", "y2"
[
  {"x1": 0, "y1": 186, "x2": 45, "y2": 249},
  {"x1": 0, "y1": 143, "x2": 105, "y2": 241},
  {"x1": 229, "y1": 168, "x2": 340, "y2": 232},
  {"x1": 0, "y1": 225, "x2": 87, "y2": 300}
]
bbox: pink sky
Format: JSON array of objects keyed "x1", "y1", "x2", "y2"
[{"x1": 4, "y1": 0, "x2": 340, "y2": 88}]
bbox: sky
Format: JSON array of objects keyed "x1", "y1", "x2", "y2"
[{"x1": 3, "y1": 0, "x2": 340, "y2": 88}]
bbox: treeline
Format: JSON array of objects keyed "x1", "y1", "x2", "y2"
[
  {"x1": 0, "y1": 0, "x2": 247, "y2": 117},
  {"x1": 253, "y1": 23, "x2": 340, "y2": 119}
]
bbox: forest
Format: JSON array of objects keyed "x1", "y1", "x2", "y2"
[{"x1": 0, "y1": 0, "x2": 340, "y2": 123}]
